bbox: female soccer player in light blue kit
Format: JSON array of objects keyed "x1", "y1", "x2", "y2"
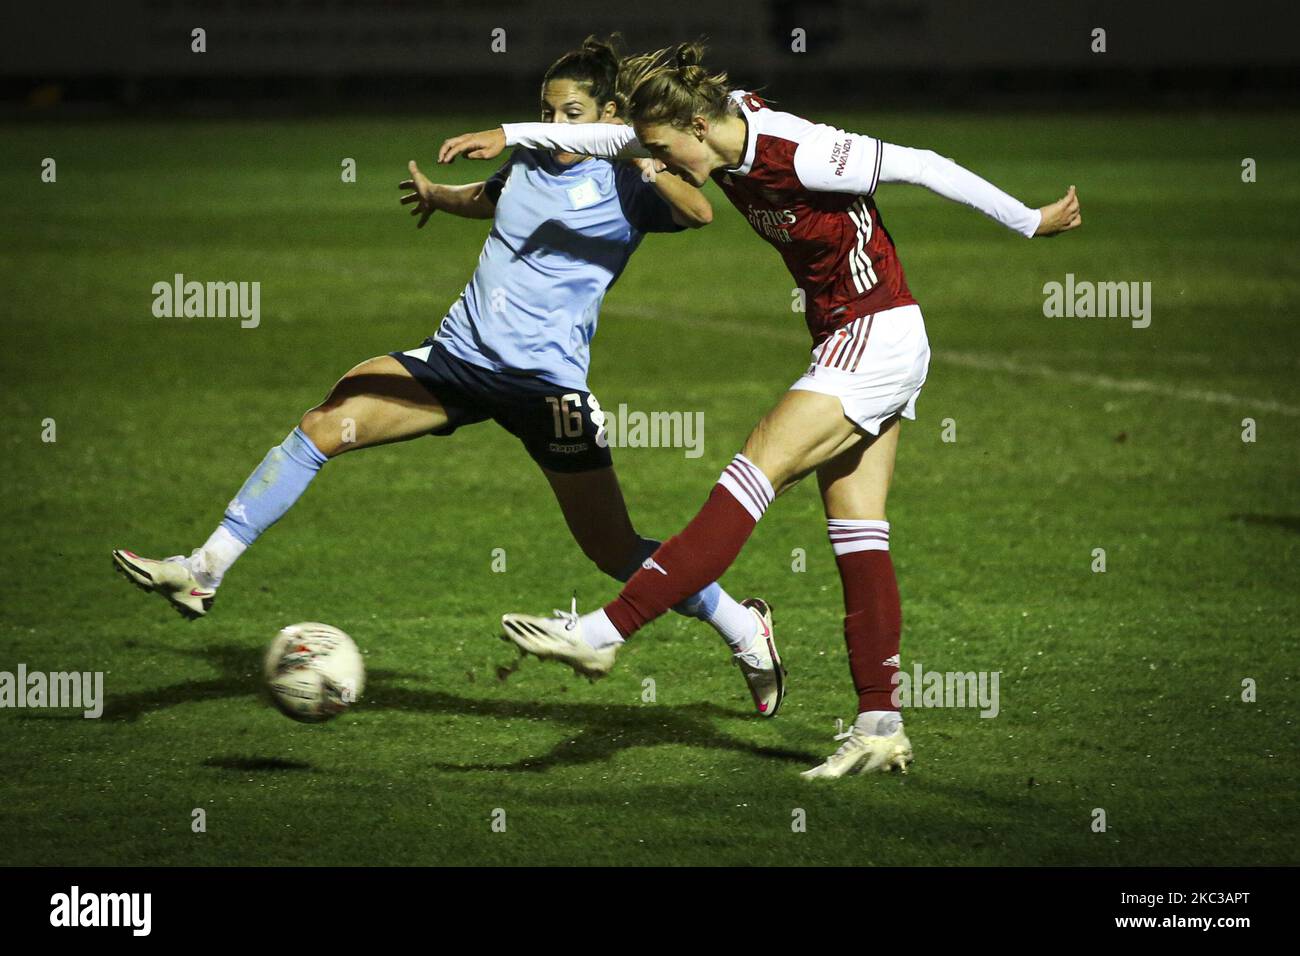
[{"x1": 112, "y1": 37, "x2": 785, "y2": 715}]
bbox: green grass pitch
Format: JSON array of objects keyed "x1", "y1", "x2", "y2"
[{"x1": 0, "y1": 111, "x2": 1296, "y2": 866}]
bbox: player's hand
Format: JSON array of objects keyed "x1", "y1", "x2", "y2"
[
  {"x1": 438, "y1": 128, "x2": 507, "y2": 164},
  {"x1": 399, "y1": 160, "x2": 439, "y2": 229},
  {"x1": 629, "y1": 157, "x2": 667, "y2": 183},
  {"x1": 1035, "y1": 185, "x2": 1082, "y2": 237}
]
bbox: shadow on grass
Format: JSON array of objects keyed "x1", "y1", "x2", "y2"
[
  {"x1": 1229, "y1": 513, "x2": 1300, "y2": 534},
  {"x1": 89, "y1": 641, "x2": 816, "y2": 771},
  {"x1": 203, "y1": 756, "x2": 314, "y2": 772},
  {"x1": 96, "y1": 641, "x2": 262, "y2": 722},
  {"x1": 379, "y1": 684, "x2": 816, "y2": 773}
]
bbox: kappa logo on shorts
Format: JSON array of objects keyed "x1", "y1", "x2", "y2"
[{"x1": 567, "y1": 179, "x2": 601, "y2": 210}]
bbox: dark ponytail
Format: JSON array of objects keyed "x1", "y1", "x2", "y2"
[{"x1": 542, "y1": 34, "x2": 626, "y2": 116}]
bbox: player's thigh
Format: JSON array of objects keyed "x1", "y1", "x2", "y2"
[
  {"x1": 816, "y1": 415, "x2": 901, "y2": 520},
  {"x1": 300, "y1": 355, "x2": 449, "y2": 456},
  {"x1": 740, "y1": 388, "x2": 866, "y2": 497},
  {"x1": 542, "y1": 465, "x2": 641, "y2": 577}
]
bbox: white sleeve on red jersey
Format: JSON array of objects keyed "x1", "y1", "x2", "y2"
[
  {"x1": 791, "y1": 124, "x2": 885, "y2": 194},
  {"x1": 793, "y1": 125, "x2": 1042, "y2": 238},
  {"x1": 500, "y1": 122, "x2": 650, "y2": 160}
]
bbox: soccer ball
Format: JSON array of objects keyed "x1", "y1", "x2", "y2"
[{"x1": 264, "y1": 622, "x2": 365, "y2": 723}]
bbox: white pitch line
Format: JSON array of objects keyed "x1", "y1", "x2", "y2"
[
  {"x1": 609, "y1": 308, "x2": 1300, "y2": 417},
  {"x1": 939, "y1": 350, "x2": 1300, "y2": 417}
]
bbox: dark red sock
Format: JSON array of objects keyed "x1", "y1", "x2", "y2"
[
  {"x1": 831, "y1": 532, "x2": 902, "y2": 714},
  {"x1": 605, "y1": 457, "x2": 773, "y2": 636}
]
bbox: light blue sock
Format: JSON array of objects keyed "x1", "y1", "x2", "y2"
[{"x1": 219, "y1": 427, "x2": 329, "y2": 547}]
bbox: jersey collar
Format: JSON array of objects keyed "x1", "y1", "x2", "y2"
[{"x1": 724, "y1": 90, "x2": 758, "y2": 176}]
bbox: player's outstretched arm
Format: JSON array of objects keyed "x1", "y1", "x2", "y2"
[
  {"x1": 875, "y1": 143, "x2": 1044, "y2": 236},
  {"x1": 878, "y1": 143, "x2": 1081, "y2": 238},
  {"x1": 439, "y1": 123, "x2": 647, "y2": 163},
  {"x1": 399, "y1": 159, "x2": 493, "y2": 227},
  {"x1": 793, "y1": 127, "x2": 1080, "y2": 238}
]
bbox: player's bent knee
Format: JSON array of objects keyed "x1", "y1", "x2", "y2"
[
  {"x1": 738, "y1": 444, "x2": 800, "y2": 497},
  {"x1": 299, "y1": 406, "x2": 349, "y2": 458}
]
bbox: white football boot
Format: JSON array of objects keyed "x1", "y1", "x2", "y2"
[
  {"x1": 801, "y1": 715, "x2": 913, "y2": 779},
  {"x1": 735, "y1": 598, "x2": 786, "y2": 717},
  {"x1": 500, "y1": 603, "x2": 617, "y2": 679},
  {"x1": 112, "y1": 549, "x2": 216, "y2": 620}
]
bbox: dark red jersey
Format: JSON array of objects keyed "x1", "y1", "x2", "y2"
[{"x1": 710, "y1": 92, "x2": 917, "y2": 346}]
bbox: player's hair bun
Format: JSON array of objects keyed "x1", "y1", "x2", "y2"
[
  {"x1": 625, "y1": 39, "x2": 732, "y2": 127},
  {"x1": 674, "y1": 41, "x2": 708, "y2": 87},
  {"x1": 582, "y1": 34, "x2": 622, "y2": 71},
  {"x1": 674, "y1": 42, "x2": 701, "y2": 68}
]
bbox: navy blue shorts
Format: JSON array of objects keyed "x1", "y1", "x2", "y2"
[{"x1": 390, "y1": 339, "x2": 613, "y2": 473}]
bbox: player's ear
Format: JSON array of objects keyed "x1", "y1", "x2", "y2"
[{"x1": 692, "y1": 115, "x2": 708, "y2": 140}]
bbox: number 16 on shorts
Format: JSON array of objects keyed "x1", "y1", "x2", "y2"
[{"x1": 546, "y1": 392, "x2": 607, "y2": 446}]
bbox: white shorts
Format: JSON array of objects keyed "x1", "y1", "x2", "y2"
[{"x1": 790, "y1": 303, "x2": 930, "y2": 435}]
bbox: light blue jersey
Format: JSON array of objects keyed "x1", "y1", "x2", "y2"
[{"x1": 434, "y1": 147, "x2": 683, "y2": 390}]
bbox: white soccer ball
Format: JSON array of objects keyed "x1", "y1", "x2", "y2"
[{"x1": 264, "y1": 622, "x2": 365, "y2": 723}]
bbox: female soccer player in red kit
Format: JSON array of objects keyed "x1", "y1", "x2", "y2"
[{"x1": 441, "y1": 43, "x2": 1082, "y2": 778}]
